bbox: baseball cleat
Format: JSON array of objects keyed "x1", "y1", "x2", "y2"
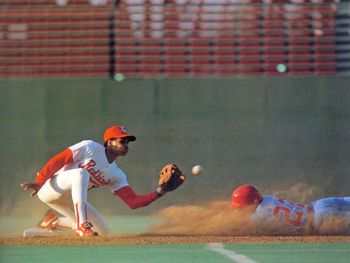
[
  {"x1": 76, "y1": 222, "x2": 98, "y2": 237},
  {"x1": 37, "y1": 210, "x2": 58, "y2": 230}
]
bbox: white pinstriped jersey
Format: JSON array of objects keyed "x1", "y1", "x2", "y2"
[{"x1": 55, "y1": 140, "x2": 129, "y2": 192}]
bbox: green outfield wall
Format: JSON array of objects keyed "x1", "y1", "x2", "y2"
[{"x1": 1, "y1": 77, "x2": 350, "y2": 216}]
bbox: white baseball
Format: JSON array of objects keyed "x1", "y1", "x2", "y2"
[{"x1": 191, "y1": 165, "x2": 203, "y2": 175}]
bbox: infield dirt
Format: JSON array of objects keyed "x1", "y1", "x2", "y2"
[{"x1": 1, "y1": 235, "x2": 350, "y2": 246}]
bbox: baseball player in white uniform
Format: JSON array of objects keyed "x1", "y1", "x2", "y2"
[
  {"x1": 21, "y1": 125, "x2": 169, "y2": 237},
  {"x1": 230, "y1": 184, "x2": 350, "y2": 235}
]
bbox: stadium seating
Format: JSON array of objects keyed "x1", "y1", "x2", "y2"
[{"x1": 0, "y1": 0, "x2": 348, "y2": 78}]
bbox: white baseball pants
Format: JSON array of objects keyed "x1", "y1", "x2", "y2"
[{"x1": 37, "y1": 168, "x2": 109, "y2": 234}]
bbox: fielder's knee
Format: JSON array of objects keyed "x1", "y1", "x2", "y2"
[{"x1": 74, "y1": 168, "x2": 90, "y2": 180}]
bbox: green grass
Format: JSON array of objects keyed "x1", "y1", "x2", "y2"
[
  {"x1": 1, "y1": 243, "x2": 349, "y2": 263},
  {"x1": 225, "y1": 243, "x2": 350, "y2": 263}
]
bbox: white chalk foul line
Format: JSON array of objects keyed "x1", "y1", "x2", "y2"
[{"x1": 206, "y1": 243, "x2": 259, "y2": 263}]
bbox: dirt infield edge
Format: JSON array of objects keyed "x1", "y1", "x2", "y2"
[{"x1": 1, "y1": 235, "x2": 350, "y2": 246}]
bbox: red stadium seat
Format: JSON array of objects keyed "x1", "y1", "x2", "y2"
[{"x1": 0, "y1": 1, "x2": 342, "y2": 77}]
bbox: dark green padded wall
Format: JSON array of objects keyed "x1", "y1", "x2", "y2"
[{"x1": 1, "y1": 77, "x2": 349, "y2": 215}]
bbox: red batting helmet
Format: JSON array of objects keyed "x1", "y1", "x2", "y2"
[
  {"x1": 103, "y1": 125, "x2": 136, "y2": 142},
  {"x1": 230, "y1": 184, "x2": 263, "y2": 209}
]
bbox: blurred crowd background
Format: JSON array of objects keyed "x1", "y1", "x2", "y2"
[{"x1": 1, "y1": 0, "x2": 349, "y2": 77}]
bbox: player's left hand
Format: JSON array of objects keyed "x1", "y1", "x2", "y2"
[
  {"x1": 20, "y1": 182, "x2": 40, "y2": 196},
  {"x1": 156, "y1": 163, "x2": 185, "y2": 196}
]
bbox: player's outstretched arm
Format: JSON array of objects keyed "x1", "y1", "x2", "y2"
[
  {"x1": 114, "y1": 163, "x2": 185, "y2": 209},
  {"x1": 114, "y1": 186, "x2": 160, "y2": 209}
]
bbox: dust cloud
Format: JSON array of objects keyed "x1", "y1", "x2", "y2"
[
  {"x1": 149, "y1": 183, "x2": 350, "y2": 236},
  {"x1": 149, "y1": 201, "x2": 257, "y2": 236},
  {"x1": 271, "y1": 182, "x2": 323, "y2": 204}
]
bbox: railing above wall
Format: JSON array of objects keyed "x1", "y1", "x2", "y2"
[{"x1": 0, "y1": 0, "x2": 349, "y2": 78}]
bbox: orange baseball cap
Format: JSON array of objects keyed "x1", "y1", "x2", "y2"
[{"x1": 103, "y1": 126, "x2": 136, "y2": 142}]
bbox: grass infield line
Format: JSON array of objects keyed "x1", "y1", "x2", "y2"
[{"x1": 206, "y1": 242, "x2": 259, "y2": 263}]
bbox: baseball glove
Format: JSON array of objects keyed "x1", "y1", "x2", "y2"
[{"x1": 156, "y1": 163, "x2": 185, "y2": 196}]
